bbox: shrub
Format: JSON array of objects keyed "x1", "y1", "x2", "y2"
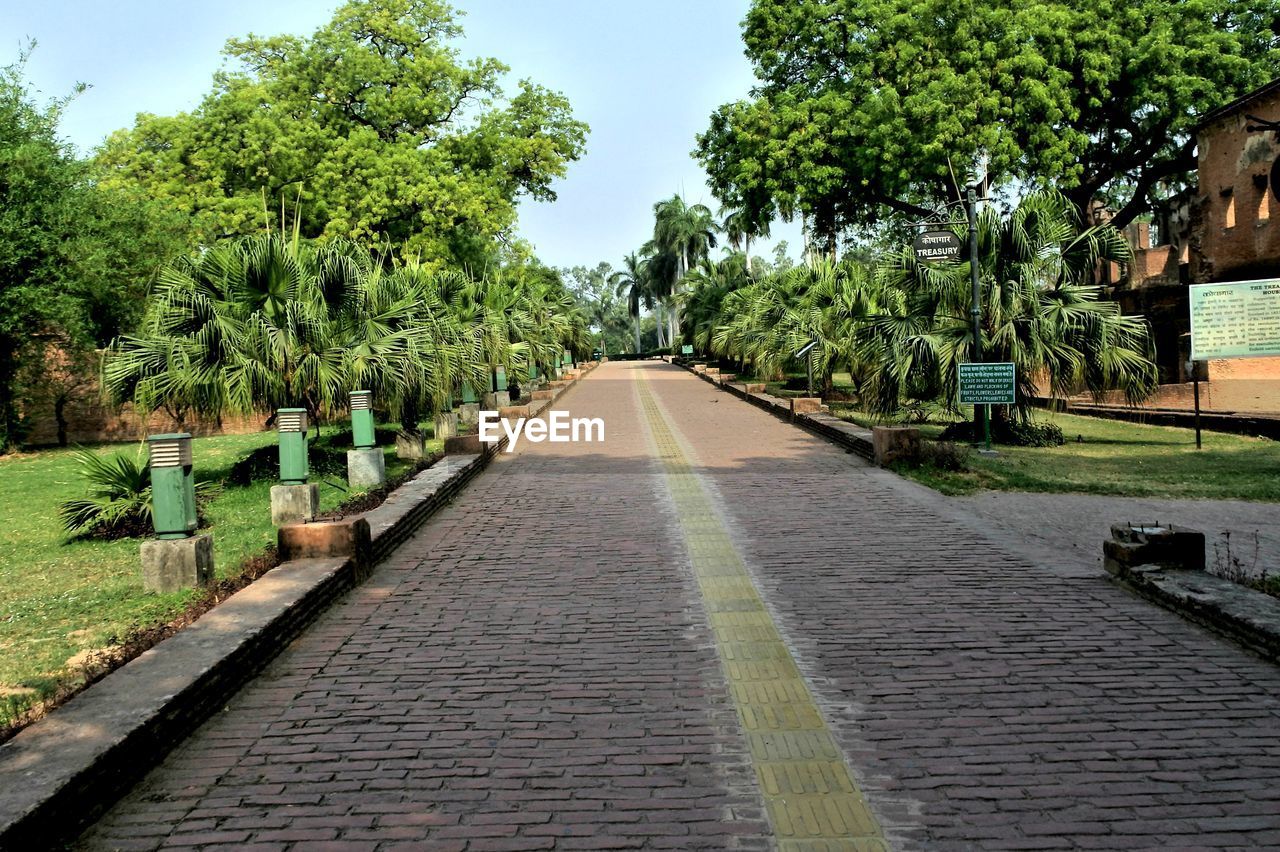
[
  {"x1": 59, "y1": 447, "x2": 215, "y2": 539},
  {"x1": 939, "y1": 418, "x2": 1065, "y2": 447}
]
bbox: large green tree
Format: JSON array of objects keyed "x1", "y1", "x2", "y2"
[
  {"x1": 0, "y1": 51, "x2": 186, "y2": 451},
  {"x1": 697, "y1": 0, "x2": 1280, "y2": 246},
  {"x1": 97, "y1": 0, "x2": 588, "y2": 266}
]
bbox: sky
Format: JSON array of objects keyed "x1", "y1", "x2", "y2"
[{"x1": 0, "y1": 0, "x2": 802, "y2": 271}]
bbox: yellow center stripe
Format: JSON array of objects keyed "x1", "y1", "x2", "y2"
[{"x1": 636, "y1": 375, "x2": 889, "y2": 851}]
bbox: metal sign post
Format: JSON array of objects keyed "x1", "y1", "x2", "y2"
[{"x1": 794, "y1": 339, "x2": 818, "y2": 396}]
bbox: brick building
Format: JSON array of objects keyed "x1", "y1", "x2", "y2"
[{"x1": 1118, "y1": 77, "x2": 1280, "y2": 388}]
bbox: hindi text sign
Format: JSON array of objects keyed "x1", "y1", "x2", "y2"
[
  {"x1": 958, "y1": 362, "x2": 1016, "y2": 405},
  {"x1": 1189, "y1": 279, "x2": 1280, "y2": 361}
]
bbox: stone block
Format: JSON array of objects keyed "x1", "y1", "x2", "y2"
[
  {"x1": 270, "y1": 483, "x2": 319, "y2": 526},
  {"x1": 693, "y1": 364, "x2": 707, "y2": 373},
  {"x1": 482, "y1": 391, "x2": 510, "y2": 409},
  {"x1": 346, "y1": 447, "x2": 386, "y2": 490},
  {"x1": 745, "y1": 382, "x2": 766, "y2": 393},
  {"x1": 532, "y1": 388, "x2": 555, "y2": 401},
  {"x1": 1104, "y1": 523, "x2": 1205, "y2": 578},
  {"x1": 394, "y1": 431, "x2": 428, "y2": 459},
  {"x1": 444, "y1": 433, "x2": 484, "y2": 455},
  {"x1": 456, "y1": 402, "x2": 480, "y2": 428},
  {"x1": 434, "y1": 410, "x2": 458, "y2": 440},
  {"x1": 872, "y1": 426, "x2": 921, "y2": 467},
  {"x1": 790, "y1": 397, "x2": 823, "y2": 417},
  {"x1": 719, "y1": 374, "x2": 736, "y2": 384},
  {"x1": 279, "y1": 517, "x2": 371, "y2": 573},
  {"x1": 141, "y1": 534, "x2": 214, "y2": 594},
  {"x1": 549, "y1": 380, "x2": 570, "y2": 390},
  {"x1": 499, "y1": 404, "x2": 530, "y2": 420}
]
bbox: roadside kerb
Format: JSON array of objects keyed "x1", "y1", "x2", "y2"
[
  {"x1": 679, "y1": 362, "x2": 875, "y2": 461},
  {"x1": 0, "y1": 367, "x2": 593, "y2": 848}
]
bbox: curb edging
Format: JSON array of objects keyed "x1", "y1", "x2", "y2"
[{"x1": 683, "y1": 365, "x2": 875, "y2": 461}]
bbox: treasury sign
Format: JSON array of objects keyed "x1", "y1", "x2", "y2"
[{"x1": 1189, "y1": 279, "x2": 1280, "y2": 361}]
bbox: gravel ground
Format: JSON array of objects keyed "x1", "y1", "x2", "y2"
[{"x1": 952, "y1": 491, "x2": 1280, "y2": 577}]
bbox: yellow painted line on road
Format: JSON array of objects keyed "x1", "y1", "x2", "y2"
[{"x1": 636, "y1": 374, "x2": 889, "y2": 852}]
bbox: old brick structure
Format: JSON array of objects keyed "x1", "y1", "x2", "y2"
[{"x1": 1120, "y1": 77, "x2": 1280, "y2": 388}]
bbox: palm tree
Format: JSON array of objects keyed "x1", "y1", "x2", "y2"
[
  {"x1": 720, "y1": 204, "x2": 771, "y2": 278},
  {"x1": 856, "y1": 190, "x2": 1157, "y2": 424},
  {"x1": 610, "y1": 253, "x2": 653, "y2": 353},
  {"x1": 651, "y1": 194, "x2": 719, "y2": 342}
]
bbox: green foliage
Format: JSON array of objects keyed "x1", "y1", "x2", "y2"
[
  {"x1": 562, "y1": 263, "x2": 632, "y2": 355},
  {"x1": 0, "y1": 50, "x2": 187, "y2": 451},
  {"x1": 857, "y1": 191, "x2": 1157, "y2": 420},
  {"x1": 698, "y1": 0, "x2": 1280, "y2": 237},
  {"x1": 939, "y1": 418, "x2": 1066, "y2": 447},
  {"x1": 691, "y1": 191, "x2": 1158, "y2": 426},
  {"x1": 95, "y1": 0, "x2": 588, "y2": 266},
  {"x1": 58, "y1": 447, "x2": 153, "y2": 536}
]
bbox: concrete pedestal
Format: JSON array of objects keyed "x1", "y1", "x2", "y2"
[
  {"x1": 871, "y1": 426, "x2": 921, "y2": 467},
  {"x1": 395, "y1": 431, "x2": 428, "y2": 459},
  {"x1": 141, "y1": 533, "x2": 214, "y2": 594},
  {"x1": 347, "y1": 447, "x2": 386, "y2": 490},
  {"x1": 457, "y1": 402, "x2": 480, "y2": 428},
  {"x1": 270, "y1": 483, "x2": 319, "y2": 526},
  {"x1": 482, "y1": 391, "x2": 510, "y2": 410},
  {"x1": 434, "y1": 410, "x2": 458, "y2": 440}
]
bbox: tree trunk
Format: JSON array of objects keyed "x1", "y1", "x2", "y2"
[
  {"x1": 634, "y1": 314, "x2": 641, "y2": 352},
  {"x1": 0, "y1": 333, "x2": 22, "y2": 453},
  {"x1": 744, "y1": 236, "x2": 752, "y2": 279},
  {"x1": 55, "y1": 394, "x2": 69, "y2": 447}
]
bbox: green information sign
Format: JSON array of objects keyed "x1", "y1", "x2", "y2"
[
  {"x1": 1189, "y1": 279, "x2": 1280, "y2": 361},
  {"x1": 958, "y1": 362, "x2": 1016, "y2": 405},
  {"x1": 681, "y1": 344, "x2": 693, "y2": 355}
]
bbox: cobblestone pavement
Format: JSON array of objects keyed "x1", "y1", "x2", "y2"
[{"x1": 79, "y1": 362, "x2": 1280, "y2": 850}]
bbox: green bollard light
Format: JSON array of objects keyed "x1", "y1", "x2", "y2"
[
  {"x1": 528, "y1": 362, "x2": 539, "y2": 381},
  {"x1": 147, "y1": 433, "x2": 196, "y2": 540},
  {"x1": 461, "y1": 383, "x2": 478, "y2": 405},
  {"x1": 277, "y1": 408, "x2": 309, "y2": 485},
  {"x1": 349, "y1": 390, "x2": 375, "y2": 449},
  {"x1": 493, "y1": 366, "x2": 507, "y2": 394},
  {"x1": 562, "y1": 349, "x2": 572, "y2": 367}
]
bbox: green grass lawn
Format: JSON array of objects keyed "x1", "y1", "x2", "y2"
[
  {"x1": 835, "y1": 407, "x2": 1280, "y2": 501},
  {"x1": 0, "y1": 428, "x2": 430, "y2": 728}
]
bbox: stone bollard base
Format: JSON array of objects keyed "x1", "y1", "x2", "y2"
[
  {"x1": 279, "y1": 517, "x2": 372, "y2": 576},
  {"x1": 790, "y1": 397, "x2": 823, "y2": 418},
  {"x1": 347, "y1": 447, "x2": 386, "y2": 490},
  {"x1": 434, "y1": 410, "x2": 458, "y2": 440},
  {"x1": 1104, "y1": 523, "x2": 1205, "y2": 578},
  {"x1": 872, "y1": 426, "x2": 921, "y2": 467},
  {"x1": 270, "y1": 483, "x2": 319, "y2": 526},
  {"x1": 482, "y1": 391, "x2": 510, "y2": 410},
  {"x1": 394, "y1": 431, "x2": 427, "y2": 459},
  {"x1": 457, "y1": 402, "x2": 480, "y2": 429},
  {"x1": 444, "y1": 433, "x2": 484, "y2": 455},
  {"x1": 141, "y1": 533, "x2": 214, "y2": 594}
]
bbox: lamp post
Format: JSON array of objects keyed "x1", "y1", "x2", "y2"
[
  {"x1": 347, "y1": 391, "x2": 386, "y2": 489},
  {"x1": 140, "y1": 433, "x2": 212, "y2": 592},
  {"x1": 148, "y1": 433, "x2": 196, "y2": 540},
  {"x1": 270, "y1": 408, "x2": 318, "y2": 525},
  {"x1": 965, "y1": 185, "x2": 992, "y2": 451}
]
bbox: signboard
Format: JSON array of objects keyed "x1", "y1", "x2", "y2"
[
  {"x1": 680, "y1": 344, "x2": 693, "y2": 355},
  {"x1": 912, "y1": 230, "x2": 962, "y2": 262},
  {"x1": 1189, "y1": 279, "x2": 1280, "y2": 361},
  {"x1": 958, "y1": 362, "x2": 1016, "y2": 405}
]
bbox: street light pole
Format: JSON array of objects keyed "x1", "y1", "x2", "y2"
[{"x1": 966, "y1": 185, "x2": 991, "y2": 450}]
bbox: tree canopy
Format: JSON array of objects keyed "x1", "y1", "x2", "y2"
[
  {"x1": 697, "y1": 0, "x2": 1280, "y2": 245},
  {"x1": 96, "y1": 0, "x2": 589, "y2": 267}
]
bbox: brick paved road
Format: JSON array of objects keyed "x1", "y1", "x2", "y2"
[{"x1": 80, "y1": 362, "x2": 1280, "y2": 850}]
